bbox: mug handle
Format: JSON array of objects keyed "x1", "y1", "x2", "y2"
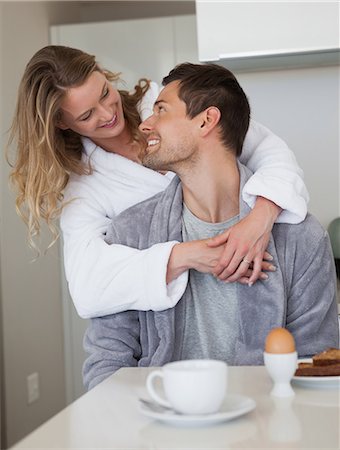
[{"x1": 146, "y1": 370, "x2": 171, "y2": 408}]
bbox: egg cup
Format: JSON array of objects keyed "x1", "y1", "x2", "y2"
[{"x1": 264, "y1": 351, "x2": 298, "y2": 397}]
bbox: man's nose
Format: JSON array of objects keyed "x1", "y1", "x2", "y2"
[{"x1": 139, "y1": 115, "x2": 154, "y2": 134}]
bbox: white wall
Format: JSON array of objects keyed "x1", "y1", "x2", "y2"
[
  {"x1": 79, "y1": 0, "x2": 195, "y2": 22},
  {"x1": 0, "y1": 2, "x2": 5, "y2": 445},
  {"x1": 0, "y1": 3, "x2": 85, "y2": 447}
]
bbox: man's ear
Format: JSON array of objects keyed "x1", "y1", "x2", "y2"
[{"x1": 199, "y1": 107, "x2": 221, "y2": 135}]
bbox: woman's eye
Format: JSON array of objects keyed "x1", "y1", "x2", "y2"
[
  {"x1": 102, "y1": 87, "x2": 109, "y2": 98},
  {"x1": 80, "y1": 112, "x2": 92, "y2": 121}
]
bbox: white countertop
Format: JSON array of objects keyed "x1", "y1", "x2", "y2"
[{"x1": 11, "y1": 366, "x2": 340, "y2": 449}]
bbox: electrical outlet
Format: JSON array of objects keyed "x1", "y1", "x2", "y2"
[{"x1": 27, "y1": 372, "x2": 40, "y2": 404}]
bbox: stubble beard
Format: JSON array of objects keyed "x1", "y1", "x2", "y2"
[
  {"x1": 142, "y1": 140, "x2": 196, "y2": 173},
  {"x1": 142, "y1": 151, "x2": 173, "y2": 172}
]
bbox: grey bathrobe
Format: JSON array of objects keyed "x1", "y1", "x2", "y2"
[{"x1": 83, "y1": 164, "x2": 339, "y2": 390}]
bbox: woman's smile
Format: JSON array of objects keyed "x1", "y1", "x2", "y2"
[{"x1": 100, "y1": 114, "x2": 118, "y2": 129}]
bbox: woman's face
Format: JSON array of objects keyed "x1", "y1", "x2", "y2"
[{"x1": 58, "y1": 71, "x2": 126, "y2": 143}]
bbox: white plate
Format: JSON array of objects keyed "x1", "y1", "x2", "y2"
[
  {"x1": 292, "y1": 358, "x2": 340, "y2": 388},
  {"x1": 139, "y1": 394, "x2": 256, "y2": 427}
]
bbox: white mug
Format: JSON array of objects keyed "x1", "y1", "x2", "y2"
[{"x1": 146, "y1": 359, "x2": 227, "y2": 415}]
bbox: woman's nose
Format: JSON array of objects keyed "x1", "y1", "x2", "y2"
[{"x1": 99, "y1": 105, "x2": 113, "y2": 122}]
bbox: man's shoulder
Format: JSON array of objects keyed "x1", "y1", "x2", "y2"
[
  {"x1": 106, "y1": 176, "x2": 181, "y2": 246},
  {"x1": 274, "y1": 213, "x2": 326, "y2": 238},
  {"x1": 272, "y1": 213, "x2": 333, "y2": 288},
  {"x1": 105, "y1": 192, "x2": 163, "y2": 246},
  {"x1": 115, "y1": 175, "x2": 180, "y2": 221},
  {"x1": 273, "y1": 213, "x2": 328, "y2": 255},
  {"x1": 120, "y1": 190, "x2": 163, "y2": 218}
]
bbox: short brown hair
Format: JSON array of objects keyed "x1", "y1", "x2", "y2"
[{"x1": 162, "y1": 63, "x2": 250, "y2": 156}]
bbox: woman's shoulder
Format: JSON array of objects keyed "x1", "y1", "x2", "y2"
[{"x1": 138, "y1": 81, "x2": 160, "y2": 121}]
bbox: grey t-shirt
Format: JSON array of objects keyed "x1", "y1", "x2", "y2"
[{"x1": 180, "y1": 204, "x2": 240, "y2": 363}]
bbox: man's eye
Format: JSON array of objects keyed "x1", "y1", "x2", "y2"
[{"x1": 158, "y1": 106, "x2": 165, "y2": 112}]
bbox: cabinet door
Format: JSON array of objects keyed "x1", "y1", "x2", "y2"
[{"x1": 196, "y1": 1, "x2": 339, "y2": 69}]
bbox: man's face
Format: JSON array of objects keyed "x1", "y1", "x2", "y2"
[{"x1": 139, "y1": 81, "x2": 199, "y2": 172}]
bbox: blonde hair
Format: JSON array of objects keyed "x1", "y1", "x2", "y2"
[{"x1": 7, "y1": 45, "x2": 149, "y2": 252}]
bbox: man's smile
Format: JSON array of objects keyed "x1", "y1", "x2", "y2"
[{"x1": 147, "y1": 139, "x2": 160, "y2": 147}]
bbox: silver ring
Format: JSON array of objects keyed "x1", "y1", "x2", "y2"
[{"x1": 243, "y1": 258, "x2": 251, "y2": 264}]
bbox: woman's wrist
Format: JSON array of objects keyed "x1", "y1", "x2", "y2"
[
  {"x1": 166, "y1": 243, "x2": 191, "y2": 284},
  {"x1": 166, "y1": 240, "x2": 223, "y2": 283},
  {"x1": 253, "y1": 196, "x2": 282, "y2": 229}
]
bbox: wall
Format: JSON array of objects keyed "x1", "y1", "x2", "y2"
[
  {"x1": 0, "y1": 1, "x2": 5, "y2": 445},
  {"x1": 0, "y1": 3, "x2": 86, "y2": 447},
  {"x1": 79, "y1": 0, "x2": 195, "y2": 22}
]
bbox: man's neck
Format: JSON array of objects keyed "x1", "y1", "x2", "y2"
[{"x1": 179, "y1": 148, "x2": 240, "y2": 223}]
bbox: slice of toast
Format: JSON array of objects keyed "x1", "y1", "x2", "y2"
[
  {"x1": 295, "y1": 362, "x2": 340, "y2": 377},
  {"x1": 312, "y1": 348, "x2": 340, "y2": 366}
]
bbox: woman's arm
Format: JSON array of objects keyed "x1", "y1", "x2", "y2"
[
  {"x1": 141, "y1": 86, "x2": 308, "y2": 286},
  {"x1": 209, "y1": 120, "x2": 309, "y2": 284},
  {"x1": 60, "y1": 180, "x2": 188, "y2": 319},
  {"x1": 166, "y1": 238, "x2": 274, "y2": 285},
  {"x1": 62, "y1": 175, "x2": 247, "y2": 318},
  {"x1": 240, "y1": 120, "x2": 309, "y2": 223}
]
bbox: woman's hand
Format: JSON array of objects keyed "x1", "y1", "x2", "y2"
[
  {"x1": 166, "y1": 234, "x2": 275, "y2": 285},
  {"x1": 225, "y1": 248, "x2": 276, "y2": 285},
  {"x1": 207, "y1": 197, "x2": 281, "y2": 285}
]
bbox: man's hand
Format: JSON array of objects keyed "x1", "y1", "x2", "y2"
[{"x1": 206, "y1": 196, "x2": 281, "y2": 285}]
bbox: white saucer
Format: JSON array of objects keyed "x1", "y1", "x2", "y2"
[
  {"x1": 293, "y1": 358, "x2": 340, "y2": 389},
  {"x1": 139, "y1": 394, "x2": 256, "y2": 426}
]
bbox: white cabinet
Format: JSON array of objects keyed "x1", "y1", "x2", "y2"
[{"x1": 196, "y1": 1, "x2": 340, "y2": 70}]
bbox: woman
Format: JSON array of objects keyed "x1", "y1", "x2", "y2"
[{"x1": 8, "y1": 45, "x2": 309, "y2": 318}]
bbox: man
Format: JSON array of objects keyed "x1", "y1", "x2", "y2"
[{"x1": 83, "y1": 63, "x2": 339, "y2": 390}]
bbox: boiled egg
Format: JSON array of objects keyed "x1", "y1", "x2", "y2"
[{"x1": 265, "y1": 327, "x2": 296, "y2": 354}]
